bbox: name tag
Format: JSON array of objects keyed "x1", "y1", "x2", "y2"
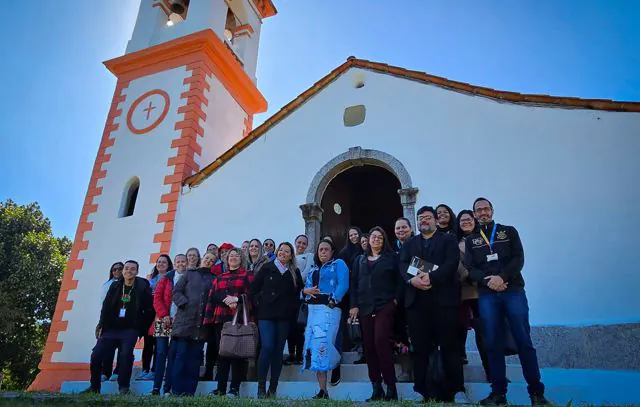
[
  {"x1": 119, "y1": 308, "x2": 127, "y2": 318},
  {"x1": 486, "y1": 253, "x2": 499, "y2": 262}
]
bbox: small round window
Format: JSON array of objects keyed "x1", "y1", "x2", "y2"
[{"x1": 333, "y1": 203, "x2": 342, "y2": 215}]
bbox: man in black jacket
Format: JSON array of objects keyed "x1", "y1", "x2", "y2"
[
  {"x1": 83, "y1": 260, "x2": 154, "y2": 394},
  {"x1": 399, "y1": 206, "x2": 464, "y2": 402},
  {"x1": 465, "y1": 198, "x2": 549, "y2": 406}
]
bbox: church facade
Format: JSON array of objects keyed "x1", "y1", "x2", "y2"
[{"x1": 31, "y1": 0, "x2": 640, "y2": 395}]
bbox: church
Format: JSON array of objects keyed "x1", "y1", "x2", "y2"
[{"x1": 30, "y1": 0, "x2": 640, "y2": 403}]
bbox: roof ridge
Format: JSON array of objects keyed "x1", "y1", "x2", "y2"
[{"x1": 184, "y1": 58, "x2": 640, "y2": 188}]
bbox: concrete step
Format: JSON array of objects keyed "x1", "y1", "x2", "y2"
[
  {"x1": 339, "y1": 350, "x2": 495, "y2": 366},
  {"x1": 61, "y1": 380, "x2": 585, "y2": 404}
]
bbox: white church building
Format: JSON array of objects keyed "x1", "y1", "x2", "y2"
[{"x1": 31, "y1": 0, "x2": 640, "y2": 403}]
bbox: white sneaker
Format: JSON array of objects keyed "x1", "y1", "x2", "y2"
[
  {"x1": 109, "y1": 374, "x2": 119, "y2": 382},
  {"x1": 454, "y1": 391, "x2": 471, "y2": 404}
]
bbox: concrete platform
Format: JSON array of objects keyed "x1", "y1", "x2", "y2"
[{"x1": 61, "y1": 379, "x2": 585, "y2": 405}]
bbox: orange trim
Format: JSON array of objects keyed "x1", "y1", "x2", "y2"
[
  {"x1": 184, "y1": 57, "x2": 640, "y2": 188},
  {"x1": 149, "y1": 66, "x2": 210, "y2": 263},
  {"x1": 251, "y1": 0, "x2": 277, "y2": 18},
  {"x1": 126, "y1": 89, "x2": 171, "y2": 135},
  {"x1": 29, "y1": 81, "x2": 130, "y2": 392},
  {"x1": 104, "y1": 29, "x2": 267, "y2": 115}
]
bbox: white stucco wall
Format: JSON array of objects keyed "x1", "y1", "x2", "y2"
[
  {"x1": 174, "y1": 67, "x2": 640, "y2": 327},
  {"x1": 55, "y1": 67, "x2": 189, "y2": 362},
  {"x1": 199, "y1": 77, "x2": 248, "y2": 166}
]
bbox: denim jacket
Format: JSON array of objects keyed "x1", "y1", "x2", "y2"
[{"x1": 304, "y1": 258, "x2": 349, "y2": 303}]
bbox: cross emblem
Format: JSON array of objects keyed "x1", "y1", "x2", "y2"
[{"x1": 143, "y1": 101, "x2": 156, "y2": 120}]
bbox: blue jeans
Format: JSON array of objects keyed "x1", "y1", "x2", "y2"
[
  {"x1": 479, "y1": 290, "x2": 545, "y2": 395},
  {"x1": 153, "y1": 337, "x2": 175, "y2": 392},
  {"x1": 90, "y1": 329, "x2": 138, "y2": 391},
  {"x1": 257, "y1": 320, "x2": 289, "y2": 384},
  {"x1": 171, "y1": 338, "x2": 203, "y2": 396}
]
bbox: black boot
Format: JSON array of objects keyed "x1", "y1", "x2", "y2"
[
  {"x1": 479, "y1": 392, "x2": 507, "y2": 405},
  {"x1": 530, "y1": 393, "x2": 550, "y2": 406},
  {"x1": 313, "y1": 389, "x2": 329, "y2": 399},
  {"x1": 257, "y1": 381, "x2": 267, "y2": 399},
  {"x1": 385, "y1": 383, "x2": 398, "y2": 401},
  {"x1": 366, "y1": 381, "x2": 384, "y2": 402}
]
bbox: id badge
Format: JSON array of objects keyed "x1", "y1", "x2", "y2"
[
  {"x1": 486, "y1": 253, "x2": 499, "y2": 262},
  {"x1": 119, "y1": 308, "x2": 126, "y2": 318}
]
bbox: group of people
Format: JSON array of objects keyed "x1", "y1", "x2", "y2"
[{"x1": 81, "y1": 196, "x2": 550, "y2": 406}]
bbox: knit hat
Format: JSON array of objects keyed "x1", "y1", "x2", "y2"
[{"x1": 219, "y1": 243, "x2": 234, "y2": 250}]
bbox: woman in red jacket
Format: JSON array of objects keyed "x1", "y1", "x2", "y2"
[{"x1": 150, "y1": 253, "x2": 187, "y2": 395}]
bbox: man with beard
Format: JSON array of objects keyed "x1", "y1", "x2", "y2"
[
  {"x1": 399, "y1": 206, "x2": 465, "y2": 403},
  {"x1": 465, "y1": 197, "x2": 549, "y2": 406}
]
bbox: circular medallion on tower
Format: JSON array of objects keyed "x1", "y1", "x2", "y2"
[{"x1": 126, "y1": 89, "x2": 170, "y2": 135}]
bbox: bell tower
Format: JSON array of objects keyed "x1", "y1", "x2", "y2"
[{"x1": 30, "y1": 0, "x2": 275, "y2": 390}]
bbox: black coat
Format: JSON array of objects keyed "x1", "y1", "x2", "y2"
[
  {"x1": 250, "y1": 261, "x2": 303, "y2": 320},
  {"x1": 350, "y1": 252, "x2": 403, "y2": 316},
  {"x1": 99, "y1": 276, "x2": 154, "y2": 337},
  {"x1": 464, "y1": 222, "x2": 525, "y2": 292},
  {"x1": 172, "y1": 268, "x2": 215, "y2": 339},
  {"x1": 399, "y1": 231, "x2": 461, "y2": 308}
]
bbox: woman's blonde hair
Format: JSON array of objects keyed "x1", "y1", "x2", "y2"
[
  {"x1": 226, "y1": 247, "x2": 248, "y2": 270},
  {"x1": 277, "y1": 242, "x2": 299, "y2": 288}
]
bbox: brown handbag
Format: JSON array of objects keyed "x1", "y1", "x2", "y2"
[{"x1": 218, "y1": 294, "x2": 259, "y2": 359}]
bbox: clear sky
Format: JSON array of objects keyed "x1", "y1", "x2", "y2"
[{"x1": 1, "y1": 0, "x2": 638, "y2": 239}]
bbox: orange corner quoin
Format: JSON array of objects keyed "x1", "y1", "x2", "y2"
[
  {"x1": 29, "y1": 80, "x2": 130, "y2": 392},
  {"x1": 30, "y1": 29, "x2": 268, "y2": 392}
]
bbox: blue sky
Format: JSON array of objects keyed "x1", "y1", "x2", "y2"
[{"x1": 1, "y1": 0, "x2": 638, "y2": 239}]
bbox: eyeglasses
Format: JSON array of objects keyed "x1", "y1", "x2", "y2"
[
  {"x1": 475, "y1": 206, "x2": 492, "y2": 213},
  {"x1": 417, "y1": 215, "x2": 434, "y2": 221}
]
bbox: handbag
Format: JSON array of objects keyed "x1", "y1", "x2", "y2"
[
  {"x1": 348, "y1": 318, "x2": 362, "y2": 343},
  {"x1": 218, "y1": 294, "x2": 259, "y2": 359},
  {"x1": 296, "y1": 302, "x2": 308, "y2": 326}
]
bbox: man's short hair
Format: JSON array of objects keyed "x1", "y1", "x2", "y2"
[
  {"x1": 416, "y1": 206, "x2": 437, "y2": 218},
  {"x1": 473, "y1": 197, "x2": 493, "y2": 210},
  {"x1": 124, "y1": 260, "x2": 139, "y2": 270}
]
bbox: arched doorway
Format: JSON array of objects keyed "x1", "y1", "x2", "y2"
[
  {"x1": 301, "y1": 147, "x2": 419, "y2": 251},
  {"x1": 321, "y1": 166, "x2": 402, "y2": 249}
]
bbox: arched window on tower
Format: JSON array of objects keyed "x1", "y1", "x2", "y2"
[{"x1": 119, "y1": 177, "x2": 140, "y2": 218}]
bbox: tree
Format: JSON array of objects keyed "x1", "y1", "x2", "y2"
[{"x1": 0, "y1": 199, "x2": 71, "y2": 390}]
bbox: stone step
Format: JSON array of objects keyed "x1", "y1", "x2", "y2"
[
  {"x1": 129, "y1": 361, "x2": 519, "y2": 384},
  {"x1": 61, "y1": 380, "x2": 585, "y2": 404},
  {"x1": 332, "y1": 350, "x2": 493, "y2": 366}
]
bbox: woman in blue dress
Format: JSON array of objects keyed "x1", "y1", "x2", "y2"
[{"x1": 302, "y1": 238, "x2": 349, "y2": 400}]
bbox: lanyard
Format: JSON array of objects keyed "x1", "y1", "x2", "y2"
[{"x1": 479, "y1": 224, "x2": 497, "y2": 253}]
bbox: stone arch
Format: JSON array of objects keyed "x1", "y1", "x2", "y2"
[{"x1": 301, "y1": 146, "x2": 419, "y2": 250}]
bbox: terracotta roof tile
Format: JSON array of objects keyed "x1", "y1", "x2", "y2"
[{"x1": 184, "y1": 57, "x2": 640, "y2": 187}]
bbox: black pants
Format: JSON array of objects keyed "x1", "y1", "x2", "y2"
[
  {"x1": 286, "y1": 315, "x2": 304, "y2": 360},
  {"x1": 213, "y1": 323, "x2": 247, "y2": 391},
  {"x1": 406, "y1": 297, "x2": 463, "y2": 402},
  {"x1": 203, "y1": 324, "x2": 219, "y2": 378},
  {"x1": 142, "y1": 335, "x2": 155, "y2": 372},
  {"x1": 461, "y1": 299, "x2": 490, "y2": 381},
  {"x1": 90, "y1": 329, "x2": 137, "y2": 391}
]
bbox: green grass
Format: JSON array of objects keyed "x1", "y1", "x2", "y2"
[{"x1": 0, "y1": 392, "x2": 439, "y2": 406}]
